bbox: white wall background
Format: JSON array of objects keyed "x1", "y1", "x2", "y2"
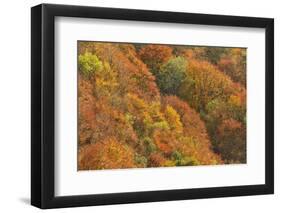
[{"x1": 0, "y1": 0, "x2": 279, "y2": 212}]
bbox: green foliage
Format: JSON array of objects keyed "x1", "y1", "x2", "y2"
[
  {"x1": 78, "y1": 52, "x2": 103, "y2": 78},
  {"x1": 156, "y1": 57, "x2": 187, "y2": 94},
  {"x1": 206, "y1": 99, "x2": 220, "y2": 113},
  {"x1": 178, "y1": 59, "x2": 235, "y2": 112},
  {"x1": 182, "y1": 156, "x2": 200, "y2": 166},
  {"x1": 78, "y1": 41, "x2": 247, "y2": 170},
  {"x1": 171, "y1": 151, "x2": 182, "y2": 161},
  {"x1": 142, "y1": 137, "x2": 157, "y2": 154},
  {"x1": 124, "y1": 113, "x2": 134, "y2": 125},
  {"x1": 218, "y1": 49, "x2": 247, "y2": 86},
  {"x1": 202, "y1": 47, "x2": 230, "y2": 65},
  {"x1": 148, "y1": 121, "x2": 170, "y2": 131},
  {"x1": 171, "y1": 151, "x2": 200, "y2": 166},
  {"x1": 204, "y1": 95, "x2": 246, "y2": 163},
  {"x1": 135, "y1": 154, "x2": 148, "y2": 167}
]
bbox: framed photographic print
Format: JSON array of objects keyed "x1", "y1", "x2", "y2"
[{"x1": 31, "y1": 3, "x2": 274, "y2": 209}]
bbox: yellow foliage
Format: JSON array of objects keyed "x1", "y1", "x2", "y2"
[
  {"x1": 164, "y1": 105, "x2": 183, "y2": 134},
  {"x1": 78, "y1": 42, "x2": 246, "y2": 170},
  {"x1": 79, "y1": 138, "x2": 136, "y2": 170}
]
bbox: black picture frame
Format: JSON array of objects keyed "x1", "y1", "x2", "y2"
[{"x1": 31, "y1": 3, "x2": 274, "y2": 209}]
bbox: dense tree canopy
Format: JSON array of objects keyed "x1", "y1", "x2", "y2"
[
  {"x1": 156, "y1": 57, "x2": 187, "y2": 94},
  {"x1": 78, "y1": 42, "x2": 247, "y2": 170}
]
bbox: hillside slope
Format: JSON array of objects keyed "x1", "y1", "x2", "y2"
[{"x1": 78, "y1": 42, "x2": 246, "y2": 170}]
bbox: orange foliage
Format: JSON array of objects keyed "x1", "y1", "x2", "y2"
[
  {"x1": 139, "y1": 44, "x2": 173, "y2": 70},
  {"x1": 78, "y1": 41, "x2": 246, "y2": 170},
  {"x1": 162, "y1": 96, "x2": 222, "y2": 164},
  {"x1": 79, "y1": 138, "x2": 136, "y2": 170},
  {"x1": 85, "y1": 42, "x2": 160, "y2": 102},
  {"x1": 179, "y1": 58, "x2": 236, "y2": 111},
  {"x1": 78, "y1": 76, "x2": 96, "y2": 145},
  {"x1": 153, "y1": 130, "x2": 178, "y2": 157},
  {"x1": 79, "y1": 74, "x2": 137, "y2": 147}
]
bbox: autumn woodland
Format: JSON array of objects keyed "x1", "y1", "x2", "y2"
[{"x1": 78, "y1": 41, "x2": 247, "y2": 170}]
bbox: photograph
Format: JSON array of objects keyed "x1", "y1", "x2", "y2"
[
  {"x1": 0, "y1": 0, "x2": 277, "y2": 211},
  {"x1": 29, "y1": 3, "x2": 274, "y2": 209},
  {"x1": 78, "y1": 41, "x2": 247, "y2": 170}
]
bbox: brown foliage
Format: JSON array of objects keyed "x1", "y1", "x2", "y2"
[
  {"x1": 139, "y1": 44, "x2": 173, "y2": 70},
  {"x1": 217, "y1": 48, "x2": 246, "y2": 86},
  {"x1": 78, "y1": 42, "x2": 246, "y2": 170},
  {"x1": 215, "y1": 119, "x2": 246, "y2": 163},
  {"x1": 148, "y1": 153, "x2": 167, "y2": 167}
]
